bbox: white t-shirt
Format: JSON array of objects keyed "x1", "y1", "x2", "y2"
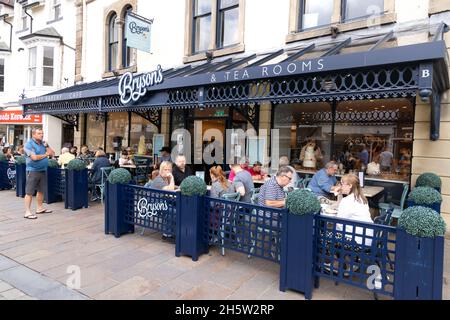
[{"x1": 336, "y1": 193, "x2": 373, "y2": 246}]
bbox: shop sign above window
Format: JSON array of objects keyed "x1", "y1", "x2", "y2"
[{"x1": 118, "y1": 65, "x2": 164, "y2": 105}]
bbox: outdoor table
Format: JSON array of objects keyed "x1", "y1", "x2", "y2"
[{"x1": 362, "y1": 186, "x2": 384, "y2": 198}]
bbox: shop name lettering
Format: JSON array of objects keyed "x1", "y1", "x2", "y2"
[
  {"x1": 210, "y1": 59, "x2": 325, "y2": 83},
  {"x1": 0, "y1": 113, "x2": 34, "y2": 121},
  {"x1": 128, "y1": 21, "x2": 150, "y2": 35},
  {"x1": 118, "y1": 65, "x2": 164, "y2": 104},
  {"x1": 136, "y1": 197, "x2": 168, "y2": 219}
]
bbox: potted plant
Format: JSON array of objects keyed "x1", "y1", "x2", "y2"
[
  {"x1": 65, "y1": 159, "x2": 88, "y2": 210},
  {"x1": 280, "y1": 189, "x2": 321, "y2": 300},
  {"x1": 0, "y1": 154, "x2": 12, "y2": 190},
  {"x1": 395, "y1": 206, "x2": 446, "y2": 300},
  {"x1": 415, "y1": 173, "x2": 442, "y2": 192},
  {"x1": 45, "y1": 159, "x2": 64, "y2": 204},
  {"x1": 407, "y1": 186, "x2": 442, "y2": 214},
  {"x1": 105, "y1": 168, "x2": 134, "y2": 237},
  {"x1": 176, "y1": 176, "x2": 208, "y2": 261},
  {"x1": 15, "y1": 156, "x2": 27, "y2": 198}
]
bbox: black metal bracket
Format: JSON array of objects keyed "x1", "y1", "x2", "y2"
[
  {"x1": 132, "y1": 109, "x2": 162, "y2": 131},
  {"x1": 52, "y1": 114, "x2": 80, "y2": 131},
  {"x1": 233, "y1": 103, "x2": 259, "y2": 130}
]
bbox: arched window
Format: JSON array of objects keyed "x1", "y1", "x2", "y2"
[
  {"x1": 108, "y1": 13, "x2": 119, "y2": 71},
  {"x1": 122, "y1": 5, "x2": 133, "y2": 68}
]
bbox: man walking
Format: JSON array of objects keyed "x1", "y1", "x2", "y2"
[{"x1": 24, "y1": 128, "x2": 55, "y2": 219}]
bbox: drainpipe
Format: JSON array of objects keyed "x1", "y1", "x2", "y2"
[
  {"x1": 23, "y1": 2, "x2": 41, "y2": 34},
  {"x1": 0, "y1": 14, "x2": 12, "y2": 52}
]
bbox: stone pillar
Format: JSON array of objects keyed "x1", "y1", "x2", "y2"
[
  {"x1": 75, "y1": 0, "x2": 84, "y2": 83},
  {"x1": 161, "y1": 109, "x2": 171, "y2": 146}
]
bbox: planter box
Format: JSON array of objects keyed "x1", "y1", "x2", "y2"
[
  {"x1": 64, "y1": 169, "x2": 89, "y2": 210},
  {"x1": 0, "y1": 162, "x2": 13, "y2": 190},
  {"x1": 279, "y1": 212, "x2": 314, "y2": 300},
  {"x1": 175, "y1": 194, "x2": 208, "y2": 261},
  {"x1": 15, "y1": 164, "x2": 26, "y2": 198},
  {"x1": 407, "y1": 200, "x2": 441, "y2": 214},
  {"x1": 394, "y1": 229, "x2": 444, "y2": 300},
  {"x1": 104, "y1": 182, "x2": 134, "y2": 237},
  {"x1": 45, "y1": 167, "x2": 64, "y2": 204}
]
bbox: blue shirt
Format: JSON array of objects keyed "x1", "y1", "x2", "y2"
[
  {"x1": 24, "y1": 138, "x2": 48, "y2": 172},
  {"x1": 359, "y1": 149, "x2": 369, "y2": 166},
  {"x1": 308, "y1": 168, "x2": 337, "y2": 197}
]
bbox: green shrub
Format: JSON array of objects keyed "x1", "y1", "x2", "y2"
[
  {"x1": 286, "y1": 189, "x2": 321, "y2": 215},
  {"x1": 408, "y1": 186, "x2": 442, "y2": 205},
  {"x1": 180, "y1": 176, "x2": 207, "y2": 196},
  {"x1": 48, "y1": 159, "x2": 59, "y2": 168},
  {"x1": 107, "y1": 168, "x2": 132, "y2": 185},
  {"x1": 0, "y1": 154, "x2": 7, "y2": 162},
  {"x1": 15, "y1": 156, "x2": 26, "y2": 165},
  {"x1": 66, "y1": 159, "x2": 87, "y2": 171},
  {"x1": 398, "y1": 206, "x2": 446, "y2": 238},
  {"x1": 416, "y1": 172, "x2": 442, "y2": 189}
]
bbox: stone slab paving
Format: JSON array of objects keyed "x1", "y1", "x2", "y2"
[{"x1": 0, "y1": 190, "x2": 448, "y2": 300}]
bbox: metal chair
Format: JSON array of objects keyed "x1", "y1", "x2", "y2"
[
  {"x1": 301, "y1": 177, "x2": 312, "y2": 189},
  {"x1": 95, "y1": 166, "x2": 113, "y2": 204},
  {"x1": 378, "y1": 183, "x2": 409, "y2": 219},
  {"x1": 219, "y1": 192, "x2": 241, "y2": 256},
  {"x1": 133, "y1": 156, "x2": 152, "y2": 185}
]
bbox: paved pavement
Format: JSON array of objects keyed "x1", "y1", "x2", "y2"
[{"x1": 0, "y1": 190, "x2": 448, "y2": 300}]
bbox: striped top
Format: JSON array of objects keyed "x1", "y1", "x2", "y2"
[{"x1": 258, "y1": 176, "x2": 285, "y2": 206}]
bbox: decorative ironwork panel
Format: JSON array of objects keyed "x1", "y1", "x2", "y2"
[
  {"x1": 122, "y1": 185, "x2": 178, "y2": 236},
  {"x1": 24, "y1": 98, "x2": 100, "y2": 115},
  {"x1": 101, "y1": 96, "x2": 124, "y2": 112},
  {"x1": 300, "y1": 109, "x2": 414, "y2": 125},
  {"x1": 203, "y1": 196, "x2": 284, "y2": 263},
  {"x1": 314, "y1": 215, "x2": 397, "y2": 297},
  {"x1": 132, "y1": 109, "x2": 162, "y2": 130},
  {"x1": 52, "y1": 114, "x2": 80, "y2": 130},
  {"x1": 167, "y1": 88, "x2": 198, "y2": 108},
  {"x1": 233, "y1": 104, "x2": 259, "y2": 129}
]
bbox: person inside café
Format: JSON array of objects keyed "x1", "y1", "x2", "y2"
[
  {"x1": 379, "y1": 146, "x2": 393, "y2": 172},
  {"x1": 159, "y1": 147, "x2": 172, "y2": 163},
  {"x1": 209, "y1": 165, "x2": 234, "y2": 198},
  {"x1": 279, "y1": 156, "x2": 298, "y2": 189},
  {"x1": 119, "y1": 150, "x2": 133, "y2": 166},
  {"x1": 58, "y1": 147, "x2": 75, "y2": 167},
  {"x1": 248, "y1": 161, "x2": 265, "y2": 180},
  {"x1": 172, "y1": 155, "x2": 193, "y2": 186},
  {"x1": 308, "y1": 161, "x2": 341, "y2": 197},
  {"x1": 230, "y1": 162, "x2": 254, "y2": 203},
  {"x1": 258, "y1": 166, "x2": 294, "y2": 208},
  {"x1": 151, "y1": 161, "x2": 176, "y2": 191},
  {"x1": 90, "y1": 150, "x2": 111, "y2": 201}
]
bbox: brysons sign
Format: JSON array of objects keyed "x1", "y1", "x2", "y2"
[{"x1": 118, "y1": 65, "x2": 164, "y2": 105}]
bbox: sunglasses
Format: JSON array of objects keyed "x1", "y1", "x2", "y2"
[{"x1": 283, "y1": 175, "x2": 292, "y2": 181}]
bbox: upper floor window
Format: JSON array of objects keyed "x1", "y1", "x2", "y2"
[
  {"x1": 343, "y1": 0, "x2": 384, "y2": 22},
  {"x1": 122, "y1": 6, "x2": 133, "y2": 68},
  {"x1": 108, "y1": 13, "x2": 119, "y2": 71},
  {"x1": 187, "y1": 0, "x2": 244, "y2": 58},
  {"x1": 21, "y1": 7, "x2": 28, "y2": 30},
  {"x1": 43, "y1": 46, "x2": 54, "y2": 86},
  {"x1": 217, "y1": 0, "x2": 239, "y2": 48},
  {"x1": 0, "y1": 59, "x2": 4, "y2": 92},
  {"x1": 28, "y1": 47, "x2": 37, "y2": 87},
  {"x1": 52, "y1": 0, "x2": 62, "y2": 21},
  {"x1": 299, "y1": 0, "x2": 334, "y2": 30}
]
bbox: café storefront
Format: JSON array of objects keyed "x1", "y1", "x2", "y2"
[{"x1": 19, "y1": 33, "x2": 450, "y2": 205}]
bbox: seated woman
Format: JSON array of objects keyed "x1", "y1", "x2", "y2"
[
  {"x1": 144, "y1": 170, "x2": 159, "y2": 188},
  {"x1": 336, "y1": 174, "x2": 373, "y2": 246},
  {"x1": 119, "y1": 150, "x2": 133, "y2": 166},
  {"x1": 209, "y1": 166, "x2": 234, "y2": 198},
  {"x1": 151, "y1": 161, "x2": 175, "y2": 191}
]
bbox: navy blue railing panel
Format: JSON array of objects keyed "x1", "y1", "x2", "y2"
[
  {"x1": 122, "y1": 185, "x2": 178, "y2": 236},
  {"x1": 203, "y1": 196, "x2": 285, "y2": 263},
  {"x1": 313, "y1": 215, "x2": 397, "y2": 297},
  {"x1": 56, "y1": 169, "x2": 66, "y2": 198}
]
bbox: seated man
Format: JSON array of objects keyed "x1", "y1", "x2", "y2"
[
  {"x1": 231, "y1": 162, "x2": 254, "y2": 203},
  {"x1": 258, "y1": 166, "x2": 293, "y2": 208},
  {"x1": 90, "y1": 150, "x2": 111, "y2": 201},
  {"x1": 172, "y1": 155, "x2": 193, "y2": 186},
  {"x1": 248, "y1": 161, "x2": 264, "y2": 180},
  {"x1": 308, "y1": 161, "x2": 341, "y2": 197},
  {"x1": 279, "y1": 156, "x2": 298, "y2": 189},
  {"x1": 58, "y1": 147, "x2": 75, "y2": 167}
]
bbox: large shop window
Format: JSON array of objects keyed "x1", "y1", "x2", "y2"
[
  {"x1": 129, "y1": 113, "x2": 158, "y2": 155},
  {"x1": 106, "y1": 112, "x2": 128, "y2": 154},
  {"x1": 0, "y1": 59, "x2": 4, "y2": 92},
  {"x1": 273, "y1": 98, "x2": 414, "y2": 181},
  {"x1": 298, "y1": 0, "x2": 334, "y2": 30},
  {"x1": 86, "y1": 114, "x2": 106, "y2": 151},
  {"x1": 108, "y1": 13, "x2": 119, "y2": 72}
]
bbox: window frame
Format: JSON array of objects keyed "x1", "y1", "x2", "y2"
[
  {"x1": 21, "y1": 7, "x2": 28, "y2": 31},
  {"x1": 108, "y1": 13, "x2": 119, "y2": 72},
  {"x1": 42, "y1": 46, "x2": 55, "y2": 87},
  {"x1": 184, "y1": 0, "x2": 245, "y2": 63},
  {"x1": 192, "y1": 0, "x2": 213, "y2": 54},
  {"x1": 341, "y1": 0, "x2": 385, "y2": 23},
  {"x1": 287, "y1": 0, "x2": 396, "y2": 43},
  {"x1": 122, "y1": 6, "x2": 133, "y2": 69},
  {"x1": 28, "y1": 47, "x2": 37, "y2": 87},
  {"x1": 51, "y1": 0, "x2": 62, "y2": 21},
  {"x1": 0, "y1": 58, "x2": 4, "y2": 93},
  {"x1": 297, "y1": 0, "x2": 335, "y2": 32},
  {"x1": 216, "y1": 0, "x2": 240, "y2": 49}
]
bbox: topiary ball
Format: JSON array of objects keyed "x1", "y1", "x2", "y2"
[
  {"x1": 66, "y1": 159, "x2": 87, "y2": 171},
  {"x1": 48, "y1": 159, "x2": 59, "y2": 168},
  {"x1": 107, "y1": 168, "x2": 132, "y2": 185},
  {"x1": 0, "y1": 154, "x2": 7, "y2": 162},
  {"x1": 286, "y1": 189, "x2": 321, "y2": 215},
  {"x1": 408, "y1": 186, "x2": 442, "y2": 205},
  {"x1": 15, "y1": 156, "x2": 26, "y2": 165},
  {"x1": 398, "y1": 206, "x2": 446, "y2": 238},
  {"x1": 416, "y1": 172, "x2": 441, "y2": 189},
  {"x1": 180, "y1": 176, "x2": 207, "y2": 196}
]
